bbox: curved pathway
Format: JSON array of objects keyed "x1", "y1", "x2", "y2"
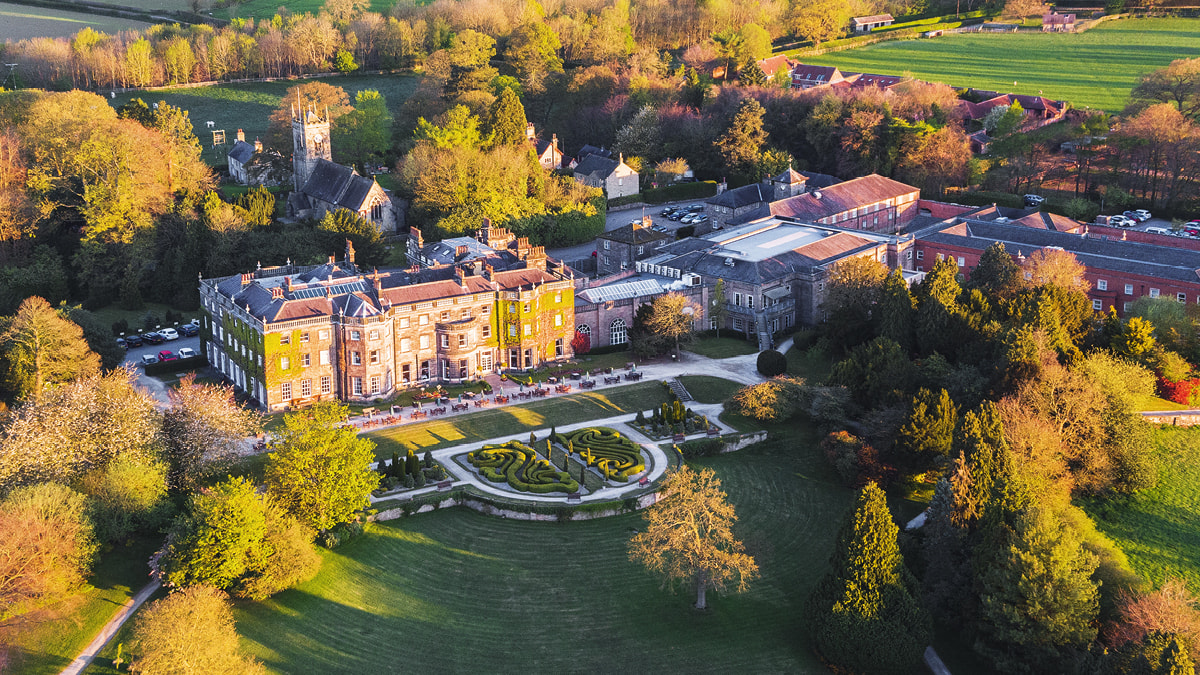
[{"x1": 60, "y1": 580, "x2": 160, "y2": 675}]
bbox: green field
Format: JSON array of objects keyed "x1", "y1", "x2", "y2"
[
  {"x1": 365, "y1": 382, "x2": 669, "y2": 460},
  {"x1": 0, "y1": 2, "x2": 148, "y2": 41},
  {"x1": 108, "y1": 74, "x2": 418, "y2": 166},
  {"x1": 806, "y1": 18, "x2": 1200, "y2": 112},
  {"x1": 0, "y1": 538, "x2": 158, "y2": 674},
  {"x1": 220, "y1": 420, "x2": 848, "y2": 673},
  {"x1": 686, "y1": 336, "x2": 757, "y2": 359},
  {"x1": 1083, "y1": 425, "x2": 1200, "y2": 589}
]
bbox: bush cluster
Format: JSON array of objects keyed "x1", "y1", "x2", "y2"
[{"x1": 552, "y1": 428, "x2": 645, "y2": 481}]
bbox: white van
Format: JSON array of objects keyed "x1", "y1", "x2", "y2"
[{"x1": 1145, "y1": 226, "x2": 1171, "y2": 236}]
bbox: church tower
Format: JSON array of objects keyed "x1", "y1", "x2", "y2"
[{"x1": 292, "y1": 102, "x2": 332, "y2": 192}]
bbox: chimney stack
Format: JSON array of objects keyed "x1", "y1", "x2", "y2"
[
  {"x1": 254, "y1": 138, "x2": 262, "y2": 153},
  {"x1": 237, "y1": 129, "x2": 245, "y2": 142},
  {"x1": 345, "y1": 239, "x2": 356, "y2": 265},
  {"x1": 270, "y1": 286, "x2": 283, "y2": 300},
  {"x1": 526, "y1": 123, "x2": 536, "y2": 139},
  {"x1": 240, "y1": 273, "x2": 252, "y2": 286}
]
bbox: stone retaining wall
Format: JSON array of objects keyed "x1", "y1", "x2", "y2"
[
  {"x1": 374, "y1": 490, "x2": 662, "y2": 522},
  {"x1": 1142, "y1": 412, "x2": 1200, "y2": 426}
]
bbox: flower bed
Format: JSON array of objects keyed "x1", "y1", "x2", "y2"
[
  {"x1": 468, "y1": 441, "x2": 580, "y2": 494},
  {"x1": 553, "y1": 427, "x2": 645, "y2": 482}
]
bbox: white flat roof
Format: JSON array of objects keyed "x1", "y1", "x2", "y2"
[{"x1": 702, "y1": 220, "x2": 842, "y2": 262}]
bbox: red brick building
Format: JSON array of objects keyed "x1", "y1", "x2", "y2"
[
  {"x1": 769, "y1": 174, "x2": 920, "y2": 233},
  {"x1": 913, "y1": 212, "x2": 1200, "y2": 315}
]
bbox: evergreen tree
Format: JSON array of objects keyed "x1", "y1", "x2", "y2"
[
  {"x1": 953, "y1": 402, "x2": 1018, "y2": 523},
  {"x1": 808, "y1": 482, "x2": 931, "y2": 674},
  {"x1": 405, "y1": 450, "x2": 419, "y2": 477},
  {"x1": 970, "y1": 242, "x2": 1023, "y2": 301},
  {"x1": 921, "y1": 464, "x2": 976, "y2": 623},
  {"x1": 485, "y1": 87, "x2": 528, "y2": 148},
  {"x1": 896, "y1": 388, "x2": 958, "y2": 470},
  {"x1": 740, "y1": 60, "x2": 767, "y2": 87},
  {"x1": 914, "y1": 258, "x2": 964, "y2": 358},
  {"x1": 716, "y1": 98, "x2": 768, "y2": 180},
  {"x1": 423, "y1": 451, "x2": 433, "y2": 469},
  {"x1": 878, "y1": 269, "x2": 915, "y2": 352},
  {"x1": 973, "y1": 504, "x2": 1100, "y2": 671},
  {"x1": 2, "y1": 296, "x2": 100, "y2": 403},
  {"x1": 391, "y1": 452, "x2": 400, "y2": 478}
]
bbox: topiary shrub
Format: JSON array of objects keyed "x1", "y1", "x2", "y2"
[{"x1": 757, "y1": 349, "x2": 787, "y2": 377}]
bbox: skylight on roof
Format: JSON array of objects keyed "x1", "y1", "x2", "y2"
[{"x1": 290, "y1": 281, "x2": 366, "y2": 299}]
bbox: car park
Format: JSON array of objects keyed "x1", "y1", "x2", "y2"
[
  {"x1": 1023, "y1": 194, "x2": 1045, "y2": 207},
  {"x1": 158, "y1": 349, "x2": 178, "y2": 362},
  {"x1": 141, "y1": 332, "x2": 165, "y2": 345},
  {"x1": 158, "y1": 327, "x2": 179, "y2": 341},
  {"x1": 140, "y1": 354, "x2": 157, "y2": 366},
  {"x1": 124, "y1": 334, "x2": 143, "y2": 348},
  {"x1": 179, "y1": 323, "x2": 199, "y2": 337},
  {"x1": 178, "y1": 347, "x2": 197, "y2": 359}
]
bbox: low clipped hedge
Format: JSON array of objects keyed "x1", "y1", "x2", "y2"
[
  {"x1": 468, "y1": 441, "x2": 579, "y2": 494},
  {"x1": 553, "y1": 427, "x2": 645, "y2": 482},
  {"x1": 608, "y1": 181, "x2": 719, "y2": 208},
  {"x1": 142, "y1": 356, "x2": 207, "y2": 376}
]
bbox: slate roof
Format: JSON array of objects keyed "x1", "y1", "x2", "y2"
[
  {"x1": 1012, "y1": 211, "x2": 1082, "y2": 233},
  {"x1": 576, "y1": 145, "x2": 611, "y2": 160},
  {"x1": 574, "y1": 154, "x2": 621, "y2": 180},
  {"x1": 300, "y1": 159, "x2": 378, "y2": 211},
  {"x1": 756, "y1": 55, "x2": 794, "y2": 76},
  {"x1": 228, "y1": 140, "x2": 256, "y2": 164},
  {"x1": 774, "y1": 168, "x2": 807, "y2": 185},
  {"x1": 792, "y1": 65, "x2": 846, "y2": 87},
  {"x1": 770, "y1": 174, "x2": 918, "y2": 221},
  {"x1": 420, "y1": 237, "x2": 497, "y2": 266},
  {"x1": 798, "y1": 171, "x2": 842, "y2": 189},
  {"x1": 708, "y1": 183, "x2": 772, "y2": 210},
  {"x1": 600, "y1": 223, "x2": 670, "y2": 246},
  {"x1": 918, "y1": 220, "x2": 1200, "y2": 285}
]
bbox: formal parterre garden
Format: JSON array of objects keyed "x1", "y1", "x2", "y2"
[{"x1": 464, "y1": 426, "x2": 647, "y2": 494}]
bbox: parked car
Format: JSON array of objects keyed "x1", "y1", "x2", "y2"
[
  {"x1": 659, "y1": 208, "x2": 674, "y2": 216},
  {"x1": 688, "y1": 204, "x2": 704, "y2": 212},
  {"x1": 158, "y1": 349, "x2": 178, "y2": 362},
  {"x1": 158, "y1": 327, "x2": 179, "y2": 341},
  {"x1": 178, "y1": 347, "x2": 197, "y2": 359},
  {"x1": 179, "y1": 323, "x2": 199, "y2": 337},
  {"x1": 1185, "y1": 220, "x2": 1200, "y2": 229},
  {"x1": 668, "y1": 213, "x2": 683, "y2": 221},
  {"x1": 1107, "y1": 215, "x2": 1135, "y2": 228},
  {"x1": 1023, "y1": 194, "x2": 1045, "y2": 207},
  {"x1": 694, "y1": 214, "x2": 710, "y2": 223},
  {"x1": 140, "y1": 354, "x2": 157, "y2": 366},
  {"x1": 141, "y1": 332, "x2": 165, "y2": 345},
  {"x1": 1133, "y1": 209, "x2": 1152, "y2": 221},
  {"x1": 124, "y1": 334, "x2": 143, "y2": 348},
  {"x1": 116, "y1": 337, "x2": 127, "y2": 350},
  {"x1": 1146, "y1": 226, "x2": 1171, "y2": 236}
]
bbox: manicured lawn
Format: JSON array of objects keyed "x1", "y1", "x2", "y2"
[
  {"x1": 1133, "y1": 393, "x2": 1190, "y2": 412},
  {"x1": 364, "y1": 382, "x2": 669, "y2": 459},
  {"x1": 108, "y1": 74, "x2": 419, "y2": 167},
  {"x1": 686, "y1": 336, "x2": 757, "y2": 359},
  {"x1": 679, "y1": 375, "x2": 744, "y2": 404},
  {"x1": 806, "y1": 18, "x2": 1200, "y2": 112},
  {"x1": 1082, "y1": 425, "x2": 1200, "y2": 589},
  {"x1": 88, "y1": 302, "x2": 196, "y2": 337},
  {"x1": 225, "y1": 416, "x2": 851, "y2": 673},
  {"x1": 787, "y1": 345, "x2": 834, "y2": 384},
  {"x1": 0, "y1": 2, "x2": 148, "y2": 41},
  {"x1": 0, "y1": 538, "x2": 158, "y2": 675}
]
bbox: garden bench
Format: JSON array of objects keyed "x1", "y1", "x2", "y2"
[
  {"x1": 567, "y1": 492, "x2": 581, "y2": 503},
  {"x1": 673, "y1": 433, "x2": 685, "y2": 442},
  {"x1": 706, "y1": 427, "x2": 720, "y2": 437},
  {"x1": 638, "y1": 476, "x2": 650, "y2": 486},
  {"x1": 436, "y1": 480, "x2": 453, "y2": 491}
]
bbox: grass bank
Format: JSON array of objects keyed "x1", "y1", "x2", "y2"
[
  {"x1": 225, "y1": 415, "x2": 849, "y2": 673},
  {"x1": 805, "y1": 18, "x2": 1200, "y2": 112},
  {"x1": 685, "y1": 336, "x2": 757, "y2": 359},
  {"x1": 679, "y1": 375, "x2": 744, "y2": 404}
]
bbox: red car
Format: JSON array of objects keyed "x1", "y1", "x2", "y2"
[{"x1": 158, "y1": 349, "x2": 179, "y2": 362}]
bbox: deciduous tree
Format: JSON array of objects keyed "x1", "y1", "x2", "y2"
[
  {"x1": 265, "y1": 402, "x2": 378, "y2": 533},
  {"x1": 334, "y1": 89, "x2": 392, "y2": 172},
  {"x1": 1132, "y1": 57, "x2": 1200, "y2": 120},
  {"x1": 161, "y1": 375, "x2": 260, "y2": 492},
  {"x1": 644, "y1": 292, "x2": 701, "y2": 358},
  {"x1": 505, "y1": 21, "x2": 563, "y2": 97},
  {"x1": 2, "y1": 296, "x2": 99, "y2": 403},
  {"x1": 0, "y1": 482, "x2": 97, "y2": 620},
  {"x1": 629, "y1": 466, "x2": 758, "y2": 609},
  {"x1": 129, "y1": 585, "x2": 266, "y2": 675}
]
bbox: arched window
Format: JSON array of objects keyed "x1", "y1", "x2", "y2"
[
  {"x1": 576, "y1": 324, "x2": 591, "y2": 336},
  {"x1": 371, "y1": 201, "x2": 383, "y2": 221},
  {"x1": 610, "y1": 318, "x2": 627, "y2": 346}
]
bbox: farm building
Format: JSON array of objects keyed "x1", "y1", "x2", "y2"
[{"x1": 852, "y1": 14, "x2": 894, "y2": 32}]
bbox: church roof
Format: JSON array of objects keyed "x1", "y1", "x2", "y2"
[{"x1": 299, "y1": 159, "x2": 377, "y2": 211}]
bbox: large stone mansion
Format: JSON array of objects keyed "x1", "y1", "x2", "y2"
[{"x1": 199, "y1": 234, "x2": 575, "y2": 411}]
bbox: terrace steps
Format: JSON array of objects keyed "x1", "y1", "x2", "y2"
[{"x1": 669, "y1": 378, "x2": 693, "y2": 402}]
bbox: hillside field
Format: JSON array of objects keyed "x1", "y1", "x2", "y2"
[
  {"x1": 0, "y1": 2, "x2": 148, "y2": 41},
  {"x1": 108, "y1": 73, "x2": 418, "y2": 166},
  {"x1": 805, "y1": 18, "x2": 1200, "y2": 112}
]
